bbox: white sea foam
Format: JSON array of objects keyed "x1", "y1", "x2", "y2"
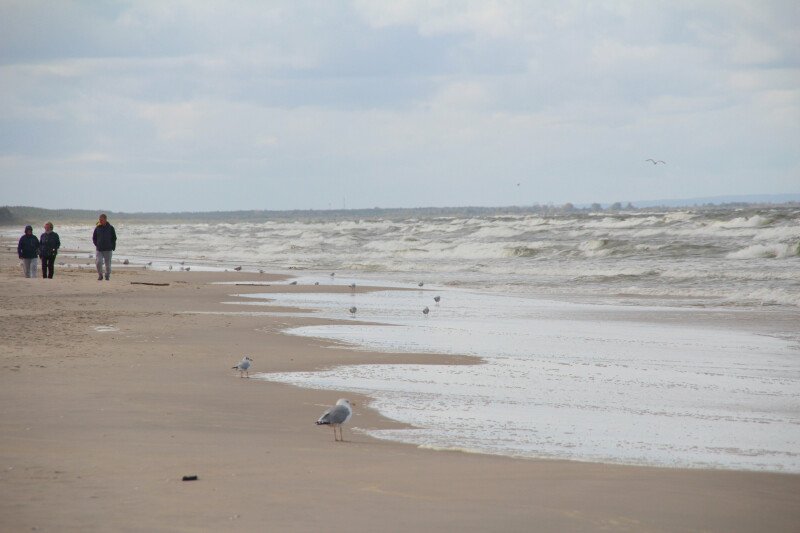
[{"x1": 727, "y1": 243, "x2": 800, "y2": 259}]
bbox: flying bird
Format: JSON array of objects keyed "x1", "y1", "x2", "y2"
[
  {"x1": 316, "y1": 399, "x2": 354, "y2": 442},
  {"x1": 232, "y1": 356, "x2": 253, "y2": 378},
  {"x1": 645, "y1": 159, "x2": 666, "y2": 165}
]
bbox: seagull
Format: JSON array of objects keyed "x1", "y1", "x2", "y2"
[
  {"x1": 184, "y1": 266, "x2": 191, "y2": 271},
  {"x1": 645, "y1": 159, "x2": 666, "y2": 165},
  {"x1": 289, "y1": 281, "x2": 298, "y2": 285},
  {"x1": 418, "y1": 282, "x2": 424, "y2": 288},
  {"x1": 259, "y1": 269, "x2": 265, "y2": 274},
  {"x1": 423, "y1": 306, "x2": 430, "y2": 316},
  {"x1": 234, "y1": 266, "x2": 242, "y2": 271},
  {"x1": 434, "y1": 296, "x2": 441, "y2": 304},
  {"x1": 316, "y1": 399, "x2": 353, "y2": 442},
  {"x1": 349, "y1": 306, "x2": 357, "y2": 317},
  {"x1": 330, "y1": 272, "x2": 335, "y2": 277},
  {"x1": 314, "y1": 281, "x2": 320, "y2": 285},
  {"x1": 349, "y1": 283, "x2": 356, "y2": 291},
  {"x1": 232, "y1": 356, "x2": 253, "y2": 378}
]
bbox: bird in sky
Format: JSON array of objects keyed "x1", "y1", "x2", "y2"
[{"x1": 645, "y1": 159, "x2": 666, "y2": 165}]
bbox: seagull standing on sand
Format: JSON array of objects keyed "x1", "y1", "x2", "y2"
[
  {"x1": 349, "y1": 282, "x2": 356, "y2": 291},
  {"x1": 349, "y1": 306, "x2": 357, "y2": 317},
  {"x1": 316, "y1": 399, "x2": 353, "y2": 442},
  {"x1": 232, "y1": 356, "x2": 253, "y2": 378},
  {"x1": 645, "y1": 159, "x2": 666, "y2": 165}
]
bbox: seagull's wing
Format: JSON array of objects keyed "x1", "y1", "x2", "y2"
[
  {"x1": 316, "y1": 407, "x2": 334, "y2": 425},
  {"x1": 317, "y1": 404, "x2": 351, "y2": 425}
]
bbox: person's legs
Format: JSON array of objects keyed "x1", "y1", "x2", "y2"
[
  {"x1": 28, "y1": 258, "x2": 38, "y2": 278},
  {"x1": 22, "y1": 259, "x2": 30, "y2": 277},
  {"x1": 95, "y1": 251, "x2": 104, "y2": 280},
  {"x1": 43, "y1": 256, "x2": 55, "y2": 278},
  {"x1": 103, "y1": 251, "x2": 112, "y2": 279}
]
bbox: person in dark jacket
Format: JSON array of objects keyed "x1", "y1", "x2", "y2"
[
  {"x1": 39, "y1": 221, "x2": 61, "y2": 279},
  {"x1": 17, "y1": 225, "x2": 40, "y2": 278},
  {"x1": 92, "y1": 213, "x2": 117, "y2": 281}
]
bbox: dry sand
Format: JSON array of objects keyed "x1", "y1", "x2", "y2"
[{"x1": 1, "y1": 239, "x2": 799, "y2": 532}]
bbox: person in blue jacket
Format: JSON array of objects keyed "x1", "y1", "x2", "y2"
[
  {"x1": 92, "y1": 214, "x2": 117, "y2": 281},
  {"x1": 17, "y1": 225, "x2": 40, "y2": 278},
  {"x1": 39, "y1": 221, "x2": 61, "y2": 279}
]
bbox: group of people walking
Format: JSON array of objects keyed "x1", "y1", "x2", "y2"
[{"x1": 17, "y1": 214, "x2": 117, "y2": 280}]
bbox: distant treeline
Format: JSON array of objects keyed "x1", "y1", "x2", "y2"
[{"x1": 1, "y1": 201, "x2": 798, "y2": 226}]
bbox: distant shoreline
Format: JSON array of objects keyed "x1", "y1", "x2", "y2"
[{"x1": 2, "y1": 195, "x2": 799, "y2": 225}]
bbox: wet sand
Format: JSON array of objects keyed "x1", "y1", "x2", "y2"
[{"x1": 1, "y1": 239, "x2": 798, "y2": 532}]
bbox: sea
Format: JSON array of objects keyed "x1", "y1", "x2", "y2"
[{"x1": 7, "y1": 206, "x2": 799, "y2": 472}]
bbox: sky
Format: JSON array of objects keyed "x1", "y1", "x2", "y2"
[{"x1": 0, "y1": 0, "x2": 798, "y2": 212}]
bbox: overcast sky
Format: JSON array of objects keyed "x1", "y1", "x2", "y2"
[{"x1": 1, "y1": 1, "x2": 798, "y2": 212}]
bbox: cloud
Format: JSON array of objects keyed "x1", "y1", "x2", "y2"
[{"x1": 0, "y1": 1, "x2": 797, "y2": 211}]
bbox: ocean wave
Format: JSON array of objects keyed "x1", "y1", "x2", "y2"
[
  {"x1": 710, "y1": 215, "x2": 772, "y2": 229},
  {"x1": 727, "y1": 243, "x2": 800, "y2": 259}
]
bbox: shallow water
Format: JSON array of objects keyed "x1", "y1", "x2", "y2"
[{"x1": 244, "y1": 286, "x2": 800, "y2": 472}]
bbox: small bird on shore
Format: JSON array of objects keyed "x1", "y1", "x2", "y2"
[
  {"x1": 289, "y1": 280, "x2": 298, "y2": 285},
  {"x1": 434, "y1": 296, "x2": 441, "y2": 303},
  {"x1": 645, "y1": 159, "x2": 666, "y2": 165},
  {"x1": 349, "y1": 306, "x2": 357, "y2": 317},
  {"x1": 234, "y1": 266, "x2": 242, "y2": 271},
  {"x1": 316, "y1": 399, "x2": 353, "y2": 442},
  {"x1": 232, "y1": 356, "x2": 253, "y2": 378},
  {"x1": 349, "y1": 282, "x2": 356, "y2": 291},
  {"x1": 418, "y1": 282, "x2": 424, "y2": 287},
  {"x1": 423, "y1": 306, "x2": 430, "y2": 316}
]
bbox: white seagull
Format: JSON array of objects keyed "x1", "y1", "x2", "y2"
[
  {"x1": 232, "y1": 356, "x2": 253, "y2": 378},
  {"x1": 316, "y1": 399, "x2": 354, "y2": 442}
]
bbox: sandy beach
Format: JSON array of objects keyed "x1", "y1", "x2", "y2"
[{"x1": 1, "y1": 240, "x2": 799, "y2": 532}]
